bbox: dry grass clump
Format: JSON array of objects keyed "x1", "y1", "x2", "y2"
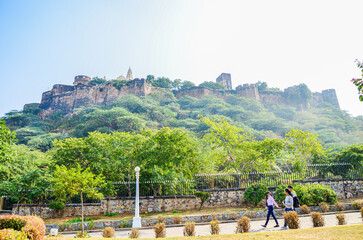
[
  {"x1": 336, "y1": 213, "x2": 346, "y2": 225},
  {"x1": 235, "y1": 216, "x2": 251, "y2": 233},
  {"x1": 352, "y1": 200, "x2": 363, "y2": 210},
  {"x1": 173, "y1": 215, "x2": 183, "y2": 224},
  {"x1": 157, "y1": 215, "x2": 166, "y2": 223},
  {"x1": 283, "y1": 211, "x2": 300, "y2": 229},
  {"x1": 311, "y1": 212, "x2": 325, "y2": 227},
  {"x1": 335, "y1": 202, "x2": 344, "y2": 211},
  {"x1": 300, "y1": 204, "x2": 310, "y2": 214},
  {"x1": 210, "y1": 220, "x2": 220, "y2": 235},
  {"x1": 154, "y1": 223, "x2": 166, "y2": 238},
  {"x1": 129, "y1": 228, "x2": 140, "y2": 239},
  {"x1": 183, "y1": 222, "x2": 196, "y2": 236},
  {"x1": 102, "y1": 227, "x2": 115, "y2": 238},
  {"x1": 319, "y1": 202, "x2": 329, "y2": 213},
  {"x1": 210, "y1": 214, "x2": 217, "y2": 221},
  {"x1": 58, "y1": 223, "x2": 70, "y2": 232}
]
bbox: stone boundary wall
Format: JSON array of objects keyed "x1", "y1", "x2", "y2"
[{"x1": 12, "y1": 179, "x2": 362, "y2": 219}]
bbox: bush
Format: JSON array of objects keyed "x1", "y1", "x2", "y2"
[
  {"x1": 154, "y1": 223, "x2": 166, "y2": 238},
  {"x1": 183, "y1": 222, "x2": 195, "y2": 236},
  {"x1": 311, "y1": 212, "x2": 325, "y2": 227},
  {"x1": 49, "y1": 202, "x2": 65, "y2": 211},
  {"x1": 275, "y1": 185, "x2": 288, "y2": 203},
  {"x1": 210, "y1": 214, "x2": 217, "y2": 221},
  {"x1": 0, "y1": 215, "x2": 46, "y2": 240},
  {"x1": 0, "y1": 229, "x2": 28, "y2": 240},
  {"x1": 352, "y1": 200, "x2": 363, "y2": 210},
  {"x1": 335, "y1": 202, "x2": 344, "y2": 211},
  {"x1": 336, "y1": 213, "x2": 346, "y2": 225},
  {"x1": 210, "y1": 220, "x2": 220, "y2": 235},
  {"x1": 88, "y1": 220, "x2": 95, "y2": 230},
  {"x1": 300, "y1": 205, "x2": 310, "y2": 214},
  {"x1": 236, "y1": 217, "x2": 250, "y2": 233},
  {"x1": 283, "y1": 211, "x2": 300, "y2": 229},
  {"x1": 195, "y1": 191, "x2": 211, "y2": 210},
  {"x1": 295, "y1": 184, "x2": 337, "y2": 206},
  {"x1": 129, "y1": 228, "x2": 140, "y2": 239},
  {"x1": 75, "y1": 231, "x2": 90, "y2": 238},
  {"x1": 244, "y1": 183, "x2": 268, "y2": 206},
  {"x1": 157, "y1": 215, "x2": 165, "y2": 223},
  {"x1": 58, "y1": 223, "x2": 70, "y2": 232},
  {"x1": 120, "y1": 220, "x2": 131, "y2": 228},
  {"x1": 173, "y1": 215, "x2": 183, "y2": 224},
  {"x1": 361, "y1": 207, "x2": 363, "y2": 219},
  {"x1": 102, "y1": 227, "x2": 115, "y2": 238},
  {"x1": 319, "y1": 202, "x2": 329, "y2": 213}
]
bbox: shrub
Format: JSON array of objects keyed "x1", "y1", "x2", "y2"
[
  {"x1": 58, "y1": 223, "x2": 70, "y2": 232},
  {"x1": 0, "y1": 215, "x2": 46, "y2": 240},
  {"x1": 210, "y1": 214, "x2": 217, "y2": 221},
  {"x1": 0, "y1": 229, "x2": 28, "y2": 240},
  {"x1": 300, "y1": 205, "x2": 310, "y2": 214},
  {"x1": 336, "y1": 213, "x2": 346, "y2": 225},
  {"x1": 88, "y1": 220, "x2": 95, "y2": 230},
  {"x1": 157, "y1": 215, "x2": 165, "y2": 223},
  {"x1": 154, "y1": 223, "x2": 166, "y2": 238},
  {"x1": 296, "y1": 184, "x2": 337, "y2": 205},
  {"x1": 283, "y1": 211, "x2": 300, "y2": 229},
  {"x1": 173, "y1": 215, "x2": 183, "y2": 224},
  {"x1": 275, "y1": 184, "x2": 288, "y2": 203},
  {"x1": 49, "y1": 202, "x2": 65, "y2": 211},
  {"x1": 335, "y1": 202, "x2": 344, "y2": 211},
  {"x1": 102, "y1": 227, "x2": 115, "y2": 238},
  {"x1": 352, "y1": 200, "x2": 363, "y2": 210},
  {"x1": 120, "y1": 220, "x2": 131, "y2": 228},
  {"x1": 236, "y1": 217, "x2": 250, "y2": 233},
  {"x1": 129, "y1": 228, "x2": 140, "y2": 239},
  {"x1": 361, "y1": 207, "x2": 363, "y2": 219},
  {"x1": 195, "y1": 191, "x2": 211, "y2": 210},
  {"x1": 311, "y1": 212, "x2": 325, "y2": 227},
  {"x1": 319, "y1": 202, "x2": 329, "y2": 213},
  {"x1": 183, "y1": 222, "x2": 195, "y2": 236},
  {"x1": 75, "y1": 231, "x2": 90, "y2": 238},
  {"x1": 243, "y1": 183, "x2": 268, "y2": 206},
  {"x1": 210, "y1": 220, "x2": 220, "y2": 235}
]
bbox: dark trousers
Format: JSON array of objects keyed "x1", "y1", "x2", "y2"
[
  {"x1": 284, "y1": 208, "x2": 293, "y2": 227},
  {"x1": 265, "y1": 205, "x2": 279, "y2": 226}
]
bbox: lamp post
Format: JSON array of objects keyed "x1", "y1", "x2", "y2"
[{"x1": 132, "y1": 166, "x2": 142, "y2": 228}]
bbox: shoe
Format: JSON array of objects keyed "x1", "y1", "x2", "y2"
[
  {"x1": 274, "y1": 225, "x2": 279, "y2": 228},
  {"x1": 261, "y1": 225, "x2": 267, "y2": 228},
  {"x1": 282, "y1": 226, "x2": 288, "y2": 229}
]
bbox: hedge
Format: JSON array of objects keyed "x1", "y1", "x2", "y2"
[
  {"x1": 0, "y1": 215, "x2": 45, "y2": 240},
  {"x1": 0, "y1": 229, "x2": 28, "y2": 240}
]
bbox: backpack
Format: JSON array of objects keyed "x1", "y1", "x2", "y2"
[{"x1": 293, "y1": 196, "x2": 300, "y2": 208}]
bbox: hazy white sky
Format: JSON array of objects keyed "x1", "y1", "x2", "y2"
[{"x1": 0, "y1": 0, "x2": 362, "y2": 116}]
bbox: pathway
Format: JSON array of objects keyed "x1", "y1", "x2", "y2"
[{"x1": 61, "y1": 211, "x2": 362, "y2": 238}]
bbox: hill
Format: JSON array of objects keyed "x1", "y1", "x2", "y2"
[{"x1": 3, "y1": 75, "x2": 363, "y2": 152}]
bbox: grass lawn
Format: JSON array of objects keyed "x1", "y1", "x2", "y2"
[
  {"x1": 47, "y1": 224, "x2": 363, "y2": 239},
  {"x1": 44, "y1": 207, "x2": 264, "y2": 224}
]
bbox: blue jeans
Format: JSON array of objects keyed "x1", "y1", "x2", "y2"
[
  {"x1": 284, "y1": 208, "x2": 293, "y2": 227},
  {"x1": 265, "y1": 205, "x2": 279, "y2": 226}
]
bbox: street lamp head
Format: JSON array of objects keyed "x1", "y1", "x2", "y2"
[{"x1": 135, "y1": 166, "x2": 140, "y2": 172}]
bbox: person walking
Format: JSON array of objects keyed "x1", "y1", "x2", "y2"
[
  {"x1": 261, "y1": 191, "x2": 280, "y2": 228},
  {"x1": 282, "y1": 188, "x2": 294, "y2": 228},
  {"x1": 288, "y1": 185, "x2": 300, "y2": 210}
]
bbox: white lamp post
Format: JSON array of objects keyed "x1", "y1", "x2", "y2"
[{"x1": 132, "y1": 166, "x2": 142, "y2": 228}]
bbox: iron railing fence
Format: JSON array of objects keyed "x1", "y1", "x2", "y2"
[{"x1": 2, "y1": 163, "x2": 362, "y2": 210}]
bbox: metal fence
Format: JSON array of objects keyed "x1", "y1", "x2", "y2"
[{"x1": 112, "y1": 163, "x2": 363, "y2": 198}]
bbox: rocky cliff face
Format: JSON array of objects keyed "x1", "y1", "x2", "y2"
[{"x1": 38, "y1": 78, "x2": 154, "y2": 118}]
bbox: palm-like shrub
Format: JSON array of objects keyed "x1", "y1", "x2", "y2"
[
  {"x1": 183, "y1": 222, "x2": 196, "y2": 236},
  {"x1": 311, "y1": 212, "x2": 325, "y2": 227},
  {"x1": 236, "y1": 217, "x2": 251, "y2": 233}
]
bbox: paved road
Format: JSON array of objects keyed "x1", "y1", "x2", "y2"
[{"x1": 62, "y1": 211, "x2": 362, "y2": 238}]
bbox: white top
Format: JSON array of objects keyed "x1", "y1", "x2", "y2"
[{"x1": 283, "y1": 195, "x2": 294, "y2": 209}]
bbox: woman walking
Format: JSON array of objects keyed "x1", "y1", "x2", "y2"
[
  {"x1": 262, "y1": 191, "x2": 280, "y2": 228},
  {"x1": 282, "y1": 188, "x2": 294, "y2": 228}
]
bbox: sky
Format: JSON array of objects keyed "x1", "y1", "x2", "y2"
[{"x1": 0, "y1": 0, "x2": 363, "y2": 117}]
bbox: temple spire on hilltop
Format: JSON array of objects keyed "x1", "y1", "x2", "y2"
[{"x1": 126, "y1": 67, "x2": 133, "y2": 80}]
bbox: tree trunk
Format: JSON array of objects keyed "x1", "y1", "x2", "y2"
[
  {"x1": 16, "y1": 201, "x2": 20, "y2": 215},
  {"x1": 81, "y1": 193, "x2": 84, "y2": 235}
]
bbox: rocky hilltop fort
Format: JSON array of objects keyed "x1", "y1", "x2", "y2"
[{"x1": 27, "y1": 68, "x2": 340, "y2": 118}]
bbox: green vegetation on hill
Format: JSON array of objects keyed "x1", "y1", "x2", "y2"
[{"x1": 3, "y1": 89, "x2": 362, "y2": 152}]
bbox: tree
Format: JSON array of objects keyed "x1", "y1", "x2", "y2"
[
  {"x1": 0, "y1": 119, "x2": 16, "y2": 181},
  {"x1": 284, "y1": 129, "x2": 324, "y2": 165},
  {"x1": 181, "y1": 80, "x2": 195, "y2": 89},
  {"x1": 351, "y1": 59, "x2": 363, "y2": 101},
  {"x1": 256, "y1": 81, "x2": 268, "y2": 91},
  {"x1": 199, "y1": 81, "x2": 226, "y2": 90},
  {"x1": 52, "y1": 165, "x2": 105, "y2": 234},
  {"x1": 171, "y1": 79, "x2": 182, "y2": 90},
  {"x1": 0, "y1": 170, "x2": 50, "y2": 214},
  {"x1": 152, "y1": 77, "x2": 172, "y2": 89},
  {"x1": 331, "y1": 145, "x2": 363, "y2": 177},
  {"x1": 200, "y1": 117, "x2": 284, "y2": 186},
  {"x1": 195, "y1": 192, "x2": 211, "y2": 210}
]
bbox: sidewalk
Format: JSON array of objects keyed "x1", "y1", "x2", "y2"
[{"x1": 61, "y1": 211, "x2": 362, "y2": 238}]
